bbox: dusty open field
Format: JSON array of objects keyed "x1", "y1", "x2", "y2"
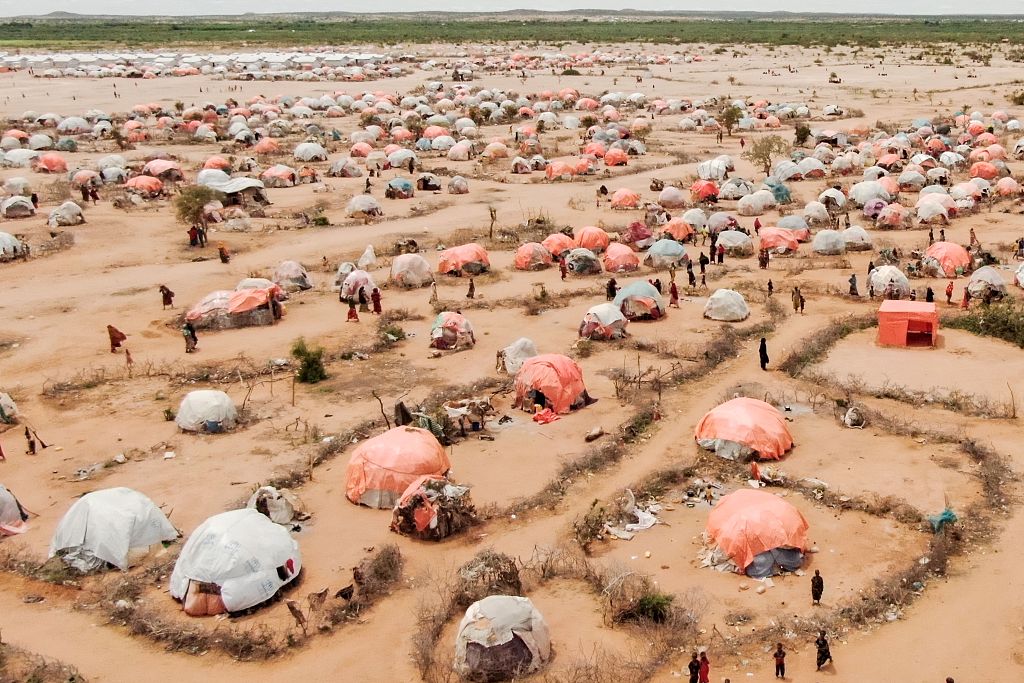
[{"x1": 0, "y1": 40, "x2": 1023, "y2": 683}]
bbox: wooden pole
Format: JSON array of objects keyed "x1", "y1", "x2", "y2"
[{"x1": 291, "y1": 375, "x2": 296, "y2": 407}]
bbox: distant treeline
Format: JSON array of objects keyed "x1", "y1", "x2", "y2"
[{"x1": 0, "y1": 18, "x2": 1022, "y2": 48}]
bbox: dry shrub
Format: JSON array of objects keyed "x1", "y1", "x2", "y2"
[
  {"x1": 454, "y1": 550, "x2": 522, "y2": 607},
  {"x1": 379, "y1": 307, "x2": 424, "y2": 325},
  {"x1": 0, "y1": 642, "x2": 85, "y2": 683},
  {"x1": 356, "y1": 543, "x2": 404, "y2": 601}
]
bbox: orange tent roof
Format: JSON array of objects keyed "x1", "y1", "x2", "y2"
[
  {"x1": 575, "y1": 225, "x2": 610, "y2": 252},
  {"x1": 877, "y1": 300, "x2": 939, "y2": 347},
  {"x1": 610, "y1": 188, "x2": 640, "y2": 208},
  {"x1": 254, "y1": 138, "x2": 280, "y2": 154},
  {"x1": 542, "y1": 233, "x2": 575, "y2": 256},
  {"x1": 602, "y1": 242, "x2": 639, "y2": 272},
  {"x1": 662, "y1": 218, "x2": 694, "y2": 241},
  {"x1": 514, "y1": 354, "x2": 588, "y2": 414},
  {"x1": 604, "y1": 148, "x2": 628, "y2": 166},
  {"x1": 758, "y1": 227, "x2": 799, "y2": 252},
  {"x1": 35, "y1": 153, "x2": 67, "y2": 173},
  {"x1": 126, "y1": 175, "x2": 163, "y2": 193},
  {"x1": 514, "y1": 242, "x2": 553, "y2": 270},
  {"x1": 924, "y1": 241, "x2": 971, "y2": 277},
  {"x1": 437, "y1": 243, "x2": 490, "y2": 274},
  {"x1": 694, "y1": 397, "x2": 793, "y2": 460},
  {"x1": 706, "y1": 489, "x2": 809, "y2": 571},
  {"x1": 345, "y1": 427, "x2": 450, "y2": 508}
]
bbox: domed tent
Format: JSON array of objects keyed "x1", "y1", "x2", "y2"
[
  {"x1": 430, "y1": 311, "x2": 475, "y2": 349},
  {"x1": 644, "y1": 238, "x2": 689, "y2": 269},
  {"x1": 610, "y1": 188, "x2": 641, "y2": 209},
  {"x1": 346, "y1": 195, "x2": 382, "y2": 218},
  {"x1": 877, "y1": 300, "x2": 939, "y2": 347},
  {"x1": 694, "y1": 397, "x2": 793, "y2": 460},
  {"x1": 438, "y1": 243, "x2": 490, "y2": 275},
  {"x1": 703, "y1": 289, "x2": 750, "y2": 322},
  {"x1": 868, "y1": 265, "x2": 911, "y2": 299},
  {"x1": 49, "y1": 487, "x2": 178, "y2": 572},
  {"x1": 758, "y1": 227, "x2": 799, "y2": 254},
  {"x1": 186, "y1": 287, "x2": 280, "y2": 330},
  {"x1": 776, "y1": 215, "x2": 810, "y2": 241},
  {"x1": 967, "y1": 265, "x2": 1006, "y2": 299},
  {"x1": 811, "y1": 229, "x2": 846, "y2": 255},
  {"x1": 170, "y1": 509, "x2": 301, "y2": 616},
  {"x1": 705, "y1": 489, "x2": 809, "y2": 578},
  {"x1": 1, "y1": 195, "x2": 34, "y2": 218},
  {"x1": 579, "y1": 303, "x2": 628, "y2": 340},
  {"x1": 47, "y1": 200, "x2": 84, "y2": 227},
  {"x1": 174, "y1": 390, "x2": 238, "y2": 432},
  {"x1": 541, "y1": 232, "x2": 575, "y2": 258},
  {"x1": 923, "y1": 242, "x2": 971, "y2": 278},
  {"x1": 273, "y1": 260, "x2": 313, "y2": 292},
  {"x1": 514, "y1": 242, "x2": 553, "y2": 271},
  {"x1": 500, "y1": 337, "x2": 539, "y2": 374},
  {"x1": 575, "y1": 225, "x2": 610, "y2": 253},
  {"x1": 0, "y1": 231, "x2": 25, "y2": 258},
  {"x1": 565, "y1": 247, "x2": 602, "y2": 275},
  {"x1": 842, "y1": 226, "x2": 872, "y2": 251},
  {"x1": 345, "y1": 426, "x2": 450, "y2": 508},
  {"x1": 340, "y1": 269, "x2": 377, "y2": 299},
  {"x1": 454, "y1": 596, "x2": 551, "y2": 681},
  {"x1": 717, "y1": 230, "x2": 754, "y2": 256},
  {"x1": 602, "y1": 242, "x2": 640, "y2": 272},
  {"x1": 0, "y1": 484, "x2": 29, "y2": 536},
  {"x1": 293, "y1": 141, "x2": 327, "y2": 161},
  {"x1": 391, "y1": 253, "x2": 434, "y2": 287},
  {"x1": 514, "y1": 354, "x2": 591, "y2": 414},
  {"x1": 613, "y1": 280, "x2": 666, "y2": 320}
]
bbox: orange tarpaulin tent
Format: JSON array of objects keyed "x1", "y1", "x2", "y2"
[
  {"x1": 514, "y1": 354, "x2": 589, "y2": 414},
  {"x1": 694, "y1": 397, "x2": 793, "y2": 460},
  {"x1": 437, "y1": 243, "x2": 490, "y2": 274},
  {"x1": 345, "y1": 427, "x2": 450, "y2": 509},
  {"x1": 706, "y1": 489, "x2": 809, "y2": 572},
  {"x1": 877, "y1": 300, "x2": 939, "y2": 347}
]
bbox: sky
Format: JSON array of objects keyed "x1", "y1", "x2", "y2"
[{"x1": 0, "y1": 1, "x2": 1020, "y2": 16}]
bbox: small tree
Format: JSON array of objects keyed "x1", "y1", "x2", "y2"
[
  {"x1": 292, "y1": 337, "x2": 327, "y2": 384},
  {"x1": 794, "y1": 124, "x2": 812, "y2": 147},
  {"x1": 743, "y1": 135, "x2": 790, "y2": 175},
  {"x1": 719, "y1": 105, "x2": 743, "y2": 136},
  {"x1": 174, "y1": 186, "x2": 225, "y2": 228}
]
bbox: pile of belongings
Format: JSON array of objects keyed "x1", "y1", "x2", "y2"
[{"x1": 390, "y1": 475, "x2": 477, "y2": 541}]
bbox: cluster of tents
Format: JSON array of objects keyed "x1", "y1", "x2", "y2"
[{"x1": 185, "y1": 260, "x2": 312, "y2": 331}]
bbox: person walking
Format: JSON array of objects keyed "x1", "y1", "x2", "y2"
[
  {"x1": 466, "y1": 277, "x2": 476, "y2": 299},
  {"x1": 925, "y1": 286, "x2": 934, "y2": 303},
  {"x1": 218, "y1": 243, "x2": 230, "y2": 263},
  {"x1": 811, "y1": 569, "x2": 824, "y2": 605},
  {"x1": 758, "y1": 337, "x2": 769, "y2": 371},
  {"x1": 698, "y1": 652, "x2": 710, "y2": 683},
  {"x1": 371, "y1": 287, "x2": 382, "y2": 315},
  {"x1": 799, "y1": 291, "x2": 805, "y2": 314},
  {"x1": 848, "y1": 273, "x2": 858, "y2": 296},
  {"x1": 357, "y1": 286, "x2": 370, "y2": 313},
  {"x1": 687, "y1": 267, "x2": 696, "y2": 289},
  {"x1": 961, "y1": 288, "x2": 970, "y2": 309},
  {"x1": 791, "y1": 287, "x2": 801, "y2": 313},
  {"x1": 24, "y1": 427, "x2": 35, "y2": 455},
  {"x1": 815, "y1": 631, "x2": 833, "y2": 670},
  {"x1": 928, "y1": 226, "x2": 935, "y2": 245},
  {"x1": 945, "y1": 280, "x2": 954, "y2": 305},
  {"x1": 606, "y1": 277, "x2": 618, "y2": 301},
  {"x1": 559, "y1": 256, "x2": 568, "y2": 281},
  {"x1": 159, "y1": 285, "x2": 175, "y2": 309},
  {"x1": 346, "y1": 300, "x2": 359, "y2": 322},
  {"x1": 867, "y1": 260, "x2": 875, "y2": 279},
  {"x1": 687, "y1": 653, "x2": 700, "y2": 683},
  {"x1": 429, "y1": 281, "x2": 438, "y2": 304},
  {"x1": 767, "y1": 279, "x2": 774, "y2": 297},
  {"x1": 773, "y1": 643, "x2": 787, "y2": 679},
  {"x1": 669, "y1": 280, "x2": 680, "y2": 307},
  {"x1": 106, "y1": 325, "x2": 127, "y2": 353},
  {"x1": 739, "y1": 137, "x2": 746, "y2": 150},
  {"x1": 698, "y1": 251, "x2": 708, "y2": 274},
  {"x1": 182, "y1": 322, "x2": 198, "y2": 353},
  {"x1": 716, "y1": 243, "x2": 725, "y2": 264}
]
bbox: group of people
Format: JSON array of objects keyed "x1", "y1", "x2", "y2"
[{"x1": 343, "y1": 285, "x2": 382, "y2": 322}]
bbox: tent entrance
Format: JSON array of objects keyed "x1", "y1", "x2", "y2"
[{"x1": 905, "y1": 320, "x2": 935, "y2": 347}]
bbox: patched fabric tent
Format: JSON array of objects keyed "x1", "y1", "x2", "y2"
[
  {"x1": 811, "y1": 229, "x2": 846, "y2": 255},
  {"x1": 340, "y1": 269, "x2": 377, "y2": 299},
  {"x1": 694, "y1": 397, "x2": 793, "y2": 460},
  {"x1": 170, "y1": 509, "x2": 301, "y2": 616},
  {"x1": 877, "y1": 300, "x2": 939, "y2": 347},
  {"x1": 430, "y1": 311, "x2": 475, "y2": 349},
  {"x1": 346, "y1": 194, "x2": 382, "y2": 217},
  {"x1": 759, "y1": 227, "x2": 799, "y2": 254},
  {"x1": 613, "y1": 280, "x2": 666, "y2": 320},
  {"x1": 0, "y1": 231, "x2": 26, "y2": 257},
  {"x1": 610, "y1": 187, "x2": 641, "y2": 209},
  {"x1": 186, "y1": 287, "x2": 280, "y2": 329},
  {"x1": 49, "y1": 487, "x2": 178, "y2": 572},
  {"x1": 579, "y1": 303, "x2": 628, "y2": 340},
  {"x1": 438, "y1": 243, "x2": 490, "y2": 275},
  {"x1": 644, "y1": 238, "x2": 688, "y2": 269},
  {"x1": 345, "y1": 427, "x2": 450, "y2": 509},
  {"x1": 575, "y1": 225, "x2": 610, "y2": 252},
  {"x1": 602, "y1": 242, "x2": 639, "y2": 272},
  {"x1": 923, "y1": 241, "x2": 971, "y2": 278},
  {"x1": 966, "y1": 265, "x2": 1006, "y2": 299},
  {"x1": 0, "y1": 484, "x2": 29, "y2": 536},
  {"x1": 1, "y1": 195, "x2": 35, "y2": 218},
  {"x1": 454, "y1": 596, "x2": 551, "y2": 680},
  {"x1": 703, "y1": 289, "x2": 750, "y2": 322},
  {"x1": 565, "y1": 247, "x2": 602, "y2": 275},
  {"x1": 501, "y1": 337, "x2": 538, "y2": 374},
  {"x1": 706, "y1": 489, "x2": 808, "y2": 577},
  {"x1": 391, "y1": 253, "x2": 434, "y2": 287},
  {"x1": 514, "y1": 242, "x2": 553, "y2": 271},
  {"x1": 46, "y1": 200, "x2": 84, "y2": 227},
  {"x1": 293, "y1": 141, "x2": 327, "y2": 161},
  {"x1": 842, "y1": 225, "x2": 872, "y2": 251},
  {"x1": 869, "y1": 265, "x2": 911, "y2": 299},
  {"x1": 390, "y1": 475, "x2": 476, "y2": 541},
  {"x1": 174, "y1": 390, "x2": 238, "y2": 432},
  {"x1": 716, "y1": 230, "x2": 754, "y2": 256},
  {"x1": 514, "y1": 354, "x2": 591, "y2": 414},
  {"x1": 273, "y1": 260, "x2": 313, "y2": 291},
  {"x1": 542, "y1": 232, "x2": 575, "y2": 257}
]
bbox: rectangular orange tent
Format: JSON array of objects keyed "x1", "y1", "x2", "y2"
[{"x1": 877, "y1": 300, "x2": 939, "y2": 347}]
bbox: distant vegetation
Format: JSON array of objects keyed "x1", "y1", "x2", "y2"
[{"x1": 0, "y1": 17, "x2": 1023, "y2": 48}]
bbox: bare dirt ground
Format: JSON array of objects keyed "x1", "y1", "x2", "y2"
[{"x1": 0, "y1": 40, "x2": 1022, "y2": 683}]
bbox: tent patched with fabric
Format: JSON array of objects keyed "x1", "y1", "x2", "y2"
[
  {"x1": 390, "y1": 475, "x2": 477, "y2": 541},
  {"x1": 602, "y1": 242, "x2": 639, "y2": 272},
  {"x1": 273, "y1": 260, "x2": 313, "y2": 292},
  {"x1": 186, "y1": 286, "x2": 281, "y2": 329},
  {"x1": 694, "y1": 397, "x2": 793, "y2": 460},
  {"x1": 438, "y1": 243, "x2": 490, "y2": 275},
  {"x1": 454, "y1": 596, "x2": 551, "y2": 680},
  {"x1": 613, "y1": 280, "x2": 666, "y2": 321},
  {"x1": 345, "y1": 427, "x2": 451, "y2": 509},
  {"x1": 877, "y1": 300, "x2": 939, "y2": 347},
  {"x1": 703, "y1": 289, "x2": 750, "y2": 322},
  {"x1": 923, "y1": 241, "x2": 971, "y2": 278},
  {"x1": 579, "y1": 303, "x2": 628, "y2": 340},
  {"x1": 706, "y1": 489, "x2": 809, "y2": 578},
  {"x1": 430, "y1": 311, "x2": 475, "y2": 349},
  {"x1": 514, "y1": 354, "x2": 591, "y2": 414},
  {"x1": 170, "y1": 508, "x2": 301, "y2": 616},
  {"x1": 391, "y1": 253, "x2": 434, "y2": 287},
  {"x1": 0, "y1": 484, "x2": 29, "y2": 536},
  {"x1": 514, "y1": 242, "x2": 554, "y2": 271}
]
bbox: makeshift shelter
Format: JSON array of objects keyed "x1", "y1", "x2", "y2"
[
  {"x1": 390, "y1": 475, "x2": 477, "y2": 541},
  {"x1": 877, "y1": 300, "x2": 939, "y2": 347},
  {"x1": 644, "y1": 238, "x2": 688, "y2": 269},
  {"x1": 923, "y1": 242, "x2": 971, "y2": 277},
  {"x1": 716, "y1": 230, "x2": 754, "y2": 256},
  {"x1": 706, "y1": 489, "x2": 808, "y2": 578},
  {"x1": 1, "y1": 195, "x2": 34, "y2": 218},
  {"x1": 174, "y1": 390, "x2": 238, "y2": 432},
  {"x1": 811, "y1": 229, "x2": 846, "y2": 255},
  {"x1": 430, "y1": 311, "x2": 475, "y2": 349},
  {"x1": 46, "y1": 200, "x2": 84, "y2": 227},
  {"x1": 514, "y1": 242, "x2": 553, "y2": 271},
  {"x1": 759, "y1": 227, "x2": 799, "y2": 254},
  {"x1": 293, "y1": 142, "x2": 327, "y2": 161},
  {"x1": 273, "y1": 260, "x2": 313, "y2": 292},
  {"x1": 694, "y1": 397, "x2": 793, "y2": 460},
  {"x1": 610, "y1": 188, "x2": 641, "y2": 209},
  {"x1": 967, "y1": 265, "x2": 1007, "y2": 299},
  {"x1": 391, "y1": 253, "x2": 434, "y2": 287},
  {"x1": 340, "y1": 270, "x2": 377, "y2": 300},
  {"x1": 246, "y1": 486, "x2": 308, "y2": 526},
  {"x1": 170, "y1": 509, "x2": 301, "y2": 616},
  {"x1": 345, "y1": 427, "x2": 450, "y2": 509},
  {"x1": 501, "y1": 337, "x2": 538, "y2": 374},
  {"x1": 579, "y1": 303, "x2": 628, "y2": 340},
  {"x1": 602, "y1": 242, "x2": 639, "y2": 272},
  {"x1": 842, "y1": 226, "x2": 873, "y2": 251},
  {"x1": 575, "y1": 225, "x2": 610, "y2": 252},
  {"x1": 0, "y1": 231, "x2": 25, "y2": 257},
  {"x1": 514, "y1": 354, "x2": 590, "y2": 414},
  {"x1": 0, "y1": 392, "x2": 17, "y2": 423},
  {"x1": 541, "y1": 232, "x2": 575, "y2": 258},
  {"x1": 869, "y1": 265, "x2": 912, "y2": 299},
  {"x1": 49, "y1": 487, "x2": 178, "y2": 572},
  {"x1": 565, "y1": 247, "x2": 602, "y2": 275},
  {"x1": 346, "y1": 194, "x2": 382, "y2": 218},
  {"x1": 385, "y1": 177, "x2": 415, "y2": 199},
  {"x1": 703, "y1": 289, "x2": 750, "y2": 322},
  {"x1": 613, "y1": 281, "x2": 666, "y2": 320},
  {"x1": 0, "y1": 484, "x2": 29, "y2": 536},
  {"x1": 186, "y1": 287, "x2": 280, "y2": 329},
  {"x1": 438, "y1": 243, "x2": 490, "y2": 275},
  {"x1": 454, "y1": 596, "x2": 551, "y2": 680}
]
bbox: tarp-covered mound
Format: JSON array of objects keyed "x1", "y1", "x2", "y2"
[
  {"x1": 454, "y1": 595, "x2": 551, "y2": 680},
  {"x1": 273, "y1": 260, "x2": 313, "y2": 292},
  {"x1": 613, "y1": 280, "x2": 666, "y2": 320},
  {"x1": 170, "y1": 509, "x2": 301, "y2": 616},
  {"x1": 869, "y1": 265, "x2": 911, "y2": 299},
  {"x1": 514, "y1": 354, "x2": 590, "y2": 414},
  {"x1": 47, "y1": 200, "x2": 84, "y2": 227},
  {"x1": 501, "y1": 337, "x2": 538, "y2": 374},
  {"x1": 706, "y1": 489, "x2": 808, "y2": 578},
  {"x1": 438, "y1": 243, "x2": 490, "y2": 275},
  {"x1": 0, "y1": 484, "x2": 29, "y2": 536},
  {"x1": 579, "y1": 303, "x2": 628, "y2": 340},
  {"x1": 430, "y1": 311, "x2": 475, "y2": 349},
  {"x1": 811, "y1": 229, "x2": 846, "y2": 255},
  {"x1": 644, "y1": 238, "x2": 688, "y2": 269},
  {"x1": 186, "y1": 287, "x2": 280, "y2": 329},
  {"x1": 694, "y1": 397, "x2": 793, "y2": 460},
  {"x1": 346, "y1": 427, "x2": 451, "y2": 509},
  {"x1": 175, "y1": 389, "x2": 238, "y2": 432},
  {"x1": 717, "y1": 229, "x2": 755, "y2": 256},
  {"x1": 967, "y1": 265, "x2": 1006, "y2": 299},
  {"x1": 565, "y1": 247, "x2": 602, "y2": 275},
  {"x1": 514, "y1": 242, "x2": 553, "y2": 271},
  {"x1": 391, "y1": 253, "x2": 434, "y2": 287},
  {"x1": 758, "y1": 227, "x2": 799, "y2": 254},
  {"x1": 390, "y1": 475, "x2": 477, "y2": 541},
  {"x1": 49, "y1": 487, "x2": 177, "y2": 572},
  {"x1": 923, "y1": 241, "x2": 971, "y2": 278},
  {"x1": 703, "y1": 289, "x2": 750, "y2": 322}
]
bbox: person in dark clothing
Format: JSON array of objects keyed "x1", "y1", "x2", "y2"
[
  {"x1": 159, "y1": 285, "x2": 174, "y2": 309},
  {"x1": 848, "y1": 273, "x2": 858, "y2": 296},
  {"x1": 925, "y1": 286, "x2": 934, "y2": 303},
  {"x1": 30, "y1": 192, "x2": 39, "y2": 208},
  {"x1": 652, "y1": 278, "x2": 662, "y2": 294},
  {"x1": 867, "y1": 260, "x2": 875, "y2": 278},
  {"x1": 716, "y1": 244, "x2": 725, "y2": 264},
  {"x1": 197, "y1": 225, "x2": 207, "y2": 247},
  {"x1": 357, "y1": 286, "x2": 370, "y2": 313},
  {"x1": 182, "y1": 322, "x2": 198, "y2": 353},
  {"x1": 24, "y1": 426, "x2": 35, "y2": 455},
  {"x1": 767, "y1": 279, "x2": 774, "y2": 297},
  {"x1": 687, "y1": 653, "x2": 701, "y2": 683},
  {"x1": 89, "y1": 186, "x2": 100, "y2": 204},
  {"x1": 773, "y1": 643, "x2": 786, "y2": 679},
  {"x1": 811, "y1": 569, "x2": 824, "y2": 604},
  {"x1": 758, "y1": 337, "x2": 769, "y2": 371},
  {"x1": 815, "y1": 631, "x2": 833, "y2": 670},
  {"x1": 467, "y1": 277, "x2": 476, "y2": 299},
  {"x1": 559, "y1": 257, "x2": 568, "y2": 280},
  {"x1": 606, "y1": 278, "x2": 618, "y2": 301},
  {"x1": 80, "y1": 184, "x2": 91, "y2": 203},
  {"x1": 188, "y1": 226, "x2": 199, "y2": 246},
  {"x1": 218, "y1": 243, "x2": 230, "y2": 263},
  {"x1": 688, "y1": 267, "x2": 697, "y2": 288},
  {"x1": 698, "y1": 251, "x2": 708, "y2": 274}
]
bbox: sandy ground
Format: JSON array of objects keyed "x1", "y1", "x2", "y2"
[{"x1": 0, "y1": 40, "x2": 1023, "y2": 683}]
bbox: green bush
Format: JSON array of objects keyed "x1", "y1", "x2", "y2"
[
  {"x1": 945, "y1": 302, "x2": 1024, "y2": 348},
  {"x1": 635, "y1": 591, "x2": 675, "y2": 623},
  {"x1": 561, "y1": 68, "x2": 581, "y2": 76},
  {"x1": 291, "y1": 337, "x2": 327, "y2": 383}
]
